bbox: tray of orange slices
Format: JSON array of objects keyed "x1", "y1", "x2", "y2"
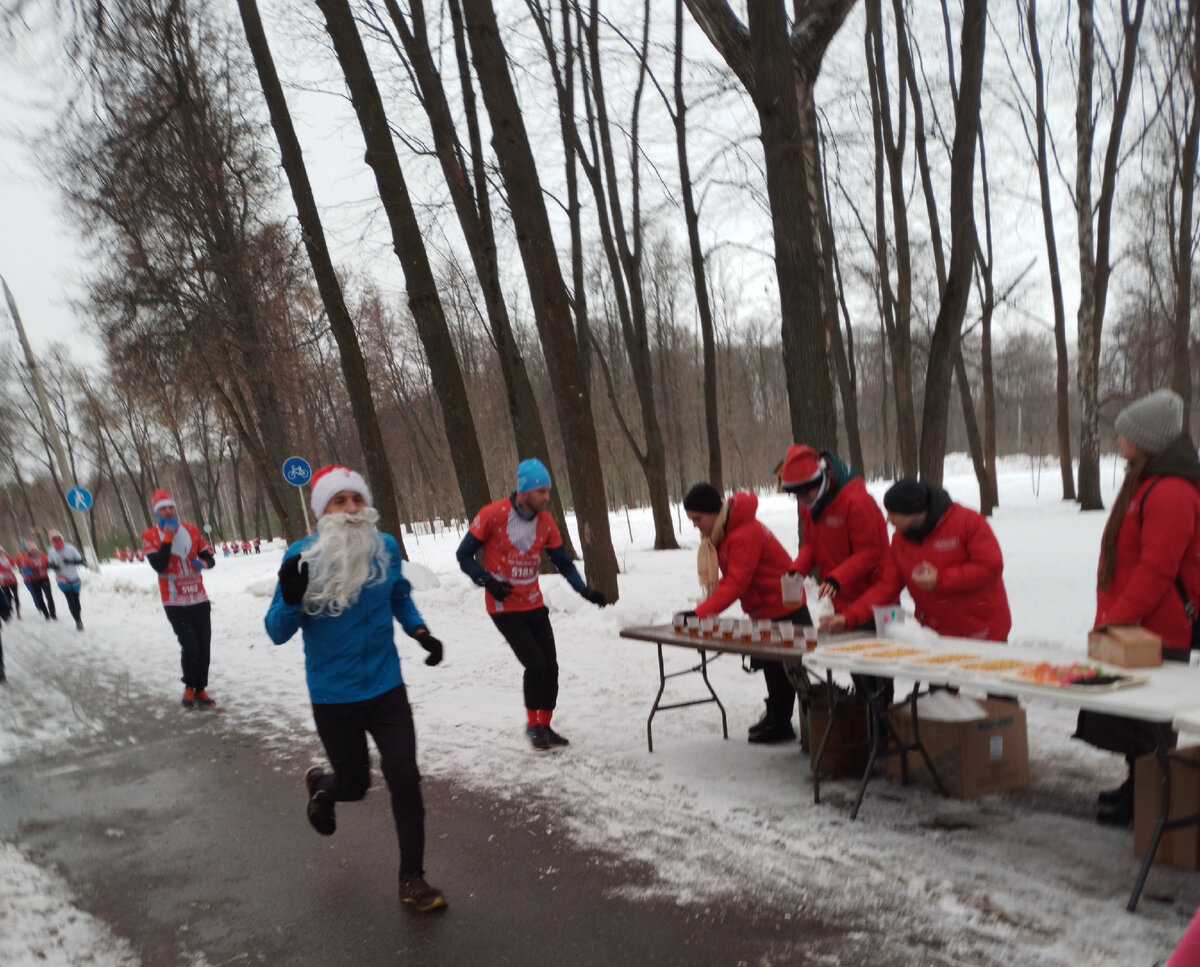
[{"x1": 1007, "y1": 661, "x2": 1148, "y2": 692}]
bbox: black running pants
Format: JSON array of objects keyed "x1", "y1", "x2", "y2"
[
  {"x1": 310, "y1": 685, "x2": 426, "y2": 878},
  {"x1": 3, "y1": 584, "x2": 20, "y2": 615},
  {"x1": 491, "y1": 606, "x2": 558, "y2": 712},
  {"x1": 164, "y1": 601, "x2": 211, "y2": 690},
  {"x1": 755, "y1": 605, "x2": 813, "y2": 725},
  {"x1": 27, "y1": 578, "x2": 55, "y2": 619},
  {"x1": 60, "y1": 588, "x2": 82, "y2": 624}
]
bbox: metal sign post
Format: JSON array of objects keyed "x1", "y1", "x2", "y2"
[{"x1": 282, "y1": 457, "x2": 312, "y2": 534}]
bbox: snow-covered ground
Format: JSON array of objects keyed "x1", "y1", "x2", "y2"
[{"x1": 1, "y1": 454, "x2": 1196, "y2": 965}]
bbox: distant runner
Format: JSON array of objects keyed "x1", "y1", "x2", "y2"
[{"x1": 47, "y1": 529, "x2": 86, "y2": 631}]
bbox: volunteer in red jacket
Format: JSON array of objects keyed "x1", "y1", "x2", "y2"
[
  {"x1": 0, "y1": 544, "x2": 22, "y2": 619},
  {"x1": 823, "y1": 478, "x2": 1011, "y2": 641},
  {"x1": 142, "y1": 489, "x2": 217, "y2": 709},
  {"x1": 680, "y1": 482, "x2": 811, "y2": 744},
  {"x1": 1078, "y1": 388, "x2": 1200, "y2": 825},
  {"x1": 781, "y1": 445, "x2": 889, "y2": 616},
  {"x1": 456, "y1": 459, "x2": 608, "y2": 751}
]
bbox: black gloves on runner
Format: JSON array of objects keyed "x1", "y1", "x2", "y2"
[
  {"x1": 278, "y1": 555, "x2": 309, "y2": 606},
  {"x1": 484, "y1": 577, "x2": 514, "y2": 601},
  {"x1": 416, "y1": 630, "x2": 443, "y2": 666},
  {"x1": 580, "y1": 586, "x2": 607, "y2": 607}
]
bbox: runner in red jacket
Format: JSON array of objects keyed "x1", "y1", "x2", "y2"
[
  {"x1": 681, "y1": 483, "x2": 810, "y2": 744},
  {"x1": 826, "y1": 479, "x2": 1011, "y2": 642},
  {"x1": 781, "y1": 445, "x2": 889, "y2": 616}
]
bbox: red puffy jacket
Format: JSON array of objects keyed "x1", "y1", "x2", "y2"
[
  {"x1": 791, "y1": 477, "x2": 889, "y2": 613},
  {"x1": 843, "y1": 502, "x2": 1011, "y2": 641},
  {"x1": 695, "y1": 492, "x2": 797, "y2": 621},
  {"x1": 1095, "y1": 475, "x2": 1200, "y2": 650}
]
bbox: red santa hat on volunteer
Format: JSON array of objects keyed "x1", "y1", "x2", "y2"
[
  {"x1": 310, "y1": 465, "x2": 372, "y2": 518},
  {"x1": 779, "y1": 444, "x2": 825, "y2": 491},
  {"x1": 151, "y1": 489, "x2": 176, "y2": 512}
]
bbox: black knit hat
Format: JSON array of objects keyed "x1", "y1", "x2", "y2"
[
  {"x1": 883, "y1": 478, "x2": 929, "y2": 514},
  {"x1": 683, "y1": 482, "x2": 723, "y2": 514}
]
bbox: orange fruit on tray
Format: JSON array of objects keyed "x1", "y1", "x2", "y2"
[
  {"x1": 912, "y1": 653, "x2": 979, "y2": 665},
  {"x1": 1015, "y1": 662, "x2": 1106, "y2": 686},
  {"x1": 823, "y1": 640, "x2": 890, "y2": 653}
]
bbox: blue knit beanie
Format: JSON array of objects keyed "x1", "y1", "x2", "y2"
[{"x1": 516, "y1": 458, "x2": 551, "y2": 493}]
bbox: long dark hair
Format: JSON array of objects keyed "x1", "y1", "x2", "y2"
[{"x1": 1097, "y1": 452, "x2": 1152, "y2": 591}]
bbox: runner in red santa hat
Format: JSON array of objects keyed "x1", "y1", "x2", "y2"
[{"x1": 142, "y1": 488, "x2": 217, "y2": 709}]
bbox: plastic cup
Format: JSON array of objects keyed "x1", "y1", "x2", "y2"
[
  {"x1": 872, "y1": 605, "x2": 904, "y2": 637},
  {"x1": 700, "y1": 616, "x2": 716, "y2": 639},
  {"x1": 780, "y1": 572, "x2": 806, "y2": 605},
  {"x1": 720, "y1": 617, "x2": 736, "y2": 642},
  {"x1": 757, "y1": 620, "x2": 773, "y2": 643},
  {"x1": 739, "y1": 619, "x2": 753, "y2": 644},
  {"x1": 777, "y1": 620, "x2": 795, "y2": 647},
  {"x1": 672, "y1": 613, "x2": 686, "y2": 633},
  {"x1": 686, "y1": 616, "x2": 701, "y2": 638},
  {"x1": 801, "y1": 625, "x2": 818, "y2": 651}
]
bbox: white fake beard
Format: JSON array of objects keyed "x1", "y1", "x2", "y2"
[{"x1": 302, "y1": 507, "x2": 387, "y2": 616}]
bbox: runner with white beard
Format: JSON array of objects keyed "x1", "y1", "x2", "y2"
[{"x1": 265, "y1": 465, "x2": 447, "y2": 914}]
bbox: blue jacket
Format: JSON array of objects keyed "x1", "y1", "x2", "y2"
[{"x1": 264, "y1": 533, "x2": 425, "y2": 704}]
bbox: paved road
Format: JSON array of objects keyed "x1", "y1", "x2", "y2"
[{"x1": 0, "y1": 687, "x2": 843, "y2": 966}]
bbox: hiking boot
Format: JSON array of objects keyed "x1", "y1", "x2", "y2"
[
  {"x1": 748, "y1": 712, "x2": 772, "y2": 737},
  {"x1": 195, "y1": 689, "x2": 216, "y2": 708},
  {"x1": 525, "y1": 724, "x2": 550, "y2": 751},
  {"x1": 542, "y1": 726, "x2": 570, "y2": 747},
  {"x1": 399, "y1": 875, "x2": 446, "y2": 913},
  {"x1": 304, "y1": 766, "x2": 336, "y2": 836},
  {"x1": 181, "y1": 687, "x2": 196, "y2": 710},
  {"x1": 747, "y1": 721, "x2": 796, "y2": 745}
]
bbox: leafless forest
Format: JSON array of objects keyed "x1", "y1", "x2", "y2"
[{"x1": 0, "y1": 0, "x2": 1195, "y2": 602}]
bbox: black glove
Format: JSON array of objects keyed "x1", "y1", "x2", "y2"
[
  {"x1": 484, "y1": 577, "x2": 514, "y2": 601},
  {"x1": 580, "y1": 586, "x2": 607, "y2": 607},
  {"x1": 278, "y1": 555, "x2": 309, "y2": 606},
  {"x1": 676, "y1": 610, "x2": 698, "y2": 622},
  {"x1": 416, "y1": 630, "x2": 443, "y2": 666}
]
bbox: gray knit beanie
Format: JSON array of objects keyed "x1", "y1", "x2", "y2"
[{"x1": 1114, "y1": 388, "x2": 1184, "y2": 456}]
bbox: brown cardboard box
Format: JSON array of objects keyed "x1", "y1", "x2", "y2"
[
  {"x1": 1134, "y1": 747, "x2": 1200, "y2": 870},
  {"x1": 1087, "y1": 625, "x2": 1163, "y2": 668},
  {"x1": 886, "y1": 697, "x2": 1030, "y2": 798}
]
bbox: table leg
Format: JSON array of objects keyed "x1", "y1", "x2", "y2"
[
  {"x1": 697, "y1": 649, "x2": 729, "y2": 741},
  {"x1": 647, "y1": 643, "x2": 667, "y2": 753},
  {"x1": 1127, "y1": 724, "x2": 1170, "y2": 912},
  {"x1": 810, "y1": 670, "x2": 838, "y2": 806}
]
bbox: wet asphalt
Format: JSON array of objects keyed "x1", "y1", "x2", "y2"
[{"x1": 0, "y1": 683, "x2": 842, "y2": 966}]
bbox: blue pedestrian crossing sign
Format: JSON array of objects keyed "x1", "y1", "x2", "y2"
[
  {"x1": 66, "y1": 486, "x2": 93, "y2": 511},
  {"x1": 282, "y1": 456, "x2": 312, "y2": 487}
]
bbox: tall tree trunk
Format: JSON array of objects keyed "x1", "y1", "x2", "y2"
[
  {"x1": 380, "y1": 0, "x2": 576, "y2": 557},
  {"x1": 237, "y1": 0, "x2": 408, "y2": 551},
  {"x1": 673, "y1": 0, "x2": 722, "y2": 490},
  {"x1": 461, "y1": 0, "x2": 619, "y2": 600},
  {"x1": 1172, "y1": 1, "x2": 1200, "y2": 430},
  {"x1": 315, "y1": 0, "x2": 491, "y2": 522},
  {"x1": 1026, "y1": 0, "x2": 1075, "y2": 500},
  {"x1": 1076, "y1": 0, "x2": 1147, "y2": 510},
  {"x1": 917, "y1": 0, "x2": 986, "y2": 485}
]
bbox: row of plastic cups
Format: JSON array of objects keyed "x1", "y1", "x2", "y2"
[{"x1": 671, "y1": 615, "x2": 819, "y2": 650}]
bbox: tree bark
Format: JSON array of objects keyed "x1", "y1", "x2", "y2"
[
  {"x1": 917, "y1": 0, "x2": 986, "y2": 485},
  {"x1": 1171, "y1": 0, "x2": 1200, "y2": 430},
  {"x1": 315, "y1": 0, "x2": 491, "y2": 522},
  {"x1": 237, "y1": 0, "x2": 407, "y2": 551},
  {"x1": 461, "y1": 0, "x2": 619, "y2": 600}
]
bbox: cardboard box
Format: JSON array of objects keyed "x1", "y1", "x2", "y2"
[
  {"x1": 886, "y1": 697, "x2": 1030, "y2": 797},
  {"x1": 1088, "y1": 625, "x2": 1163, "y2": 668},
  {"x1": 1134, "y1": 747, "x2": 1200, "y2": 870}
]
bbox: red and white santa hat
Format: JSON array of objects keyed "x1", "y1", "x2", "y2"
[
  {"x1": 151, "y1": 489, "x2": 175, "y2": 512},
  {"x1": 310, "y1": 465, "x2": 372, "y2": 518},
  {"x1": 779, "y1": 444, "x2": 825, "y2": 490}
]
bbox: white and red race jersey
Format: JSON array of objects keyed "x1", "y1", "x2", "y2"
[
  {"x1": 141, "y1": 521, "x2": 211, "y2": 606},
  {"x1": 0, "y1": 553, "x2": 17, "y2": 586}
]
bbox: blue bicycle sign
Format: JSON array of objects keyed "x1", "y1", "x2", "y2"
[{"x1": 282, "y1": 457, "x2": 312, "y2": 486}]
